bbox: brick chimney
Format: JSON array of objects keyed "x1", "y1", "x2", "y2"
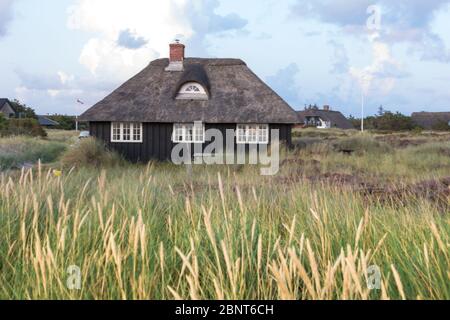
[
  {"x1": 165, "y1": 40, "x2": 185, "y2": 72},
  {"x1": 323, "y1": 105, "x2": 330, "y2": 111}
]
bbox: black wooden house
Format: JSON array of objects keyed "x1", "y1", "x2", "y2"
[{"x1": 79, "y1": 42, "x2": 298, "y2": 162}]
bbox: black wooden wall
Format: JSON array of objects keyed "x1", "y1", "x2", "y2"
[{"x1": 89, "y1": 122, "x2": 292, "y2": 162}]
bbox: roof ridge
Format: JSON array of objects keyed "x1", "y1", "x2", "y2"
[{"x1": 150, "y1": 57, "x2": 246, "y2": 67}]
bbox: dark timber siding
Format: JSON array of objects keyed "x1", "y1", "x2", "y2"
[{"x1": 89, "y1": 122, "x2": 292, "y2": 162}]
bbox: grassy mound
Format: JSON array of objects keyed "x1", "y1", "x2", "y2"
[
  {"x1": 333, "y1": 135, "x2": 393, "y2": 155},
  {"x1": 0, "y1": 136, "x2": 66, "y2": 170},
  {"x1": 61, "y1": 138, "x2": 124, "y2": 169}
]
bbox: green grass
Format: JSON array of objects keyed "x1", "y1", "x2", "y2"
[
  {"x1": 0, "y1": 130, "x2": 449, "y2": 300},
  {"x1": 0, "y1": 136, "x2": 67, "y2": 170}
]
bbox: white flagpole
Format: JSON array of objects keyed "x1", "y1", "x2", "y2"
[
  {"x1": 76, "y1": 99, "x2": 84, "y2": 132},
  {"x1": 361, "y1": 89, "x2": 365, "y2": 133}
]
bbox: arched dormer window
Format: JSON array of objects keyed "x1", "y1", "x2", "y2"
[{"x1": 176, "y1": 82, "x2": 208, "y2": 100}]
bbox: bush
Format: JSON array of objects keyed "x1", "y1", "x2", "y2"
[
  {"x1": 61, "y1": 138, "x2": 124, "y2": 168},
  {"x1": 0, "y1": 136, "x2": 66, "y2": 170},
  {"x1": 1, "y1": 118, "x2": 47, "y2": 137},
  {"x1": 333, "y1": 135, "x2": 393, "y2": 155},
  {"x1": 432, "y1": 121, "x2": 450, "y2": 132},
  {"x1": 47, "y1": 115, "x2": 88, "y2": 131},
  {"x1": 0, "y1": 114, "x2": 7, "y2": 131},
  {"x1": 352, "y1": 110, "x2": 415, "y2": 131}
]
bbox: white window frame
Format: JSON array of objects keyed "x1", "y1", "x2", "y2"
[
  {"x1": 176, "y1": 82, "x2": 208, "y2": 100},
  {"x1": 172, "y1": 123, "x2": 205, "y2": 143},
  {"x1": 317, "y1": 119, "x2": 331, "y2": 129},
  {"x1": 111, "y1": 122, "x2": 143, "y2": 143},
  {"x1": 236, "y1": 124, "x2": 269, "y2": 145}
]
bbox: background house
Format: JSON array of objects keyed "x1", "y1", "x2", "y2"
[
  {"x1": 37, "y1": 115, "x2": 60, "y2": 128},
  {"x1": 297, "y1": 105, "x2": 354, "y2": 130},
  {"x1": 80, "y1": 41, "x2": 298, "y2": 162},
  {"x1": 0, "y1": 99, "x2": 17, "y2": 118},
  {"x1": 412, "y1": 112, "x2": 450, "y2": 130}
]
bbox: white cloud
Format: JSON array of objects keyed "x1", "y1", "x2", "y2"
[
  {"x1": 67, "y1": 0, "x2": 247, "y2": 79},
  {"x1": 266, "y1": 63, "x2": 302, "y2": 107},
  {"x1": 14, "y1": 69, "x2": 116, "y2": 114},
  {"x1": 0, "y1": 0, "x2": 15, "y2": 37},
  {"x1": 349, "y1": 41, "x2": 408, "y2": 96},
  {"x1": 291, "y1": 0, "x2": 450, "y2": 63},
  {"x1": 328, "y1": 40, "x2": 349, "y2": 74},
  {"x1": 67, "y1": 0, "x2": 191, "y2": 78}
]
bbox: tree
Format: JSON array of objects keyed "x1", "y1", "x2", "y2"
[
  {"x1": 10, "y1": 99, "x2": 37, "y2": 119},
  {"x1": 48, "y1": 115, "x2": 76, "y2": 130},
  {"x1": 349, "y1": 109, "x2": 415, "y2": 131},
  {"x1": 47, "y1": 114, "x2": 88, "y2": 131},
  {"x1": 347, "y1": 115, "x2": 360, "y2": 129},
  {"x1": 370, "y1": 111, "x2": 414, "y2": 131}
]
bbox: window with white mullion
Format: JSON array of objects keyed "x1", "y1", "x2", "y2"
[
  {"x1": 123, "y1": 123, "x2": 131, "y2": 141},
  {"x1": 236, "y1": 124, "x2": 269, "y2": 144},
  {"x1": 111, "y1": 122, "x2": 142, "y2": 143},
  {"x1": 195, "y1": 125, "x2": 204, "y2": 142},
  {"x1": 112, "y1": 123, "x2": 121, "y2": 141},
  {"x1": 258, "y1": 125, "x2": 269, "y2": 144},
  {"x1": 173, "y1": 123, "x2": 205, "y2": 143},
  {"x1": 133, "y1": 124, "x2": 141, "y2": 141}
]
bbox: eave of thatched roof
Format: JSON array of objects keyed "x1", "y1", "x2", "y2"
[
  {"x1": 80, "y1": 58, "x2": 298, "y2": 124},
  {"x1": 297, "y1": 109, "x2": 354, "y2": 129},
  {"x1": 37, "y1": 115, "x2": 60, "y2": 126}
]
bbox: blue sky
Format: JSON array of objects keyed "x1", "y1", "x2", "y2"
[{"x1": 1, "y1": 0, "x2": 450, "y2": 116}]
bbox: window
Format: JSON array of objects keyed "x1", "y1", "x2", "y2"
[
  {"x1": 185, "y1": 85, "x2": 201, "y2": 92},
  {"x1": 111, "y1": 123, "x2": 142, "y2": 143},
  {"x1": 236, "y1": 124, "x2": 269, "y2": 144},
  {"x1": 176, "y1": 82, "x2": 208, "y2": 100},
  {"x1": 172, "y1": 123, "x2": 205, "y2": 143}
]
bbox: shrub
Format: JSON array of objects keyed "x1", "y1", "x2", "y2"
[
  {"x1": 61, "y1": 138, "x2": 124, "y2": 168},
  {"x1": 352, "y1": 110, "x2": 415, "y2": 131},
  {"x1": 0, "y1": 114, "x2": 7, "y2": 131},
  {"x1": 412, "y1": 127, "x2": 424, "y2": 135},
  {"x1": 432, "y1": 121, "x2": 450, "y2": 132},
  {"x1": 1, "y1": 118, "x2": 47, "y2": 137}
]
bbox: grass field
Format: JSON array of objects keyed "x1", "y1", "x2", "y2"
[
  {"x1": 0, "y1": 129, "x2": 449, "y2": 300},
  {"x1": 0, "y1": 130, "x2": 77, "y2": 170}
]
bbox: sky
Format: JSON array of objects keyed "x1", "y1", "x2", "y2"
[{"x1": 1, "y1": 0, "x2": 450, "y2": 117}]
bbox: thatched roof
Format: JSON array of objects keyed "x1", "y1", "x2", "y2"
[
  {"x1": 297, "y1": 109, "x2": 354, "y2": 129},
  {"x1": 37, "y1": 115, "x2": 59, "y2": 127},
  {"x1": 412, "y1": 112, "x2": 450, "y2": 129},
  {"x1": 80, "y1": 58, "x2": 298, "y2": 124},
  {"x1": 0, "y1": 98, "x2": 15, "y2": 112},
  {"x1": 0, "y1": 98, "x2": 8, "y2": 107}
]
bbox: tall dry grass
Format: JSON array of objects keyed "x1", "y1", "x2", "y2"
[{"x1": 0, "y1": 162, "x2": 448, "y2": 300}]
